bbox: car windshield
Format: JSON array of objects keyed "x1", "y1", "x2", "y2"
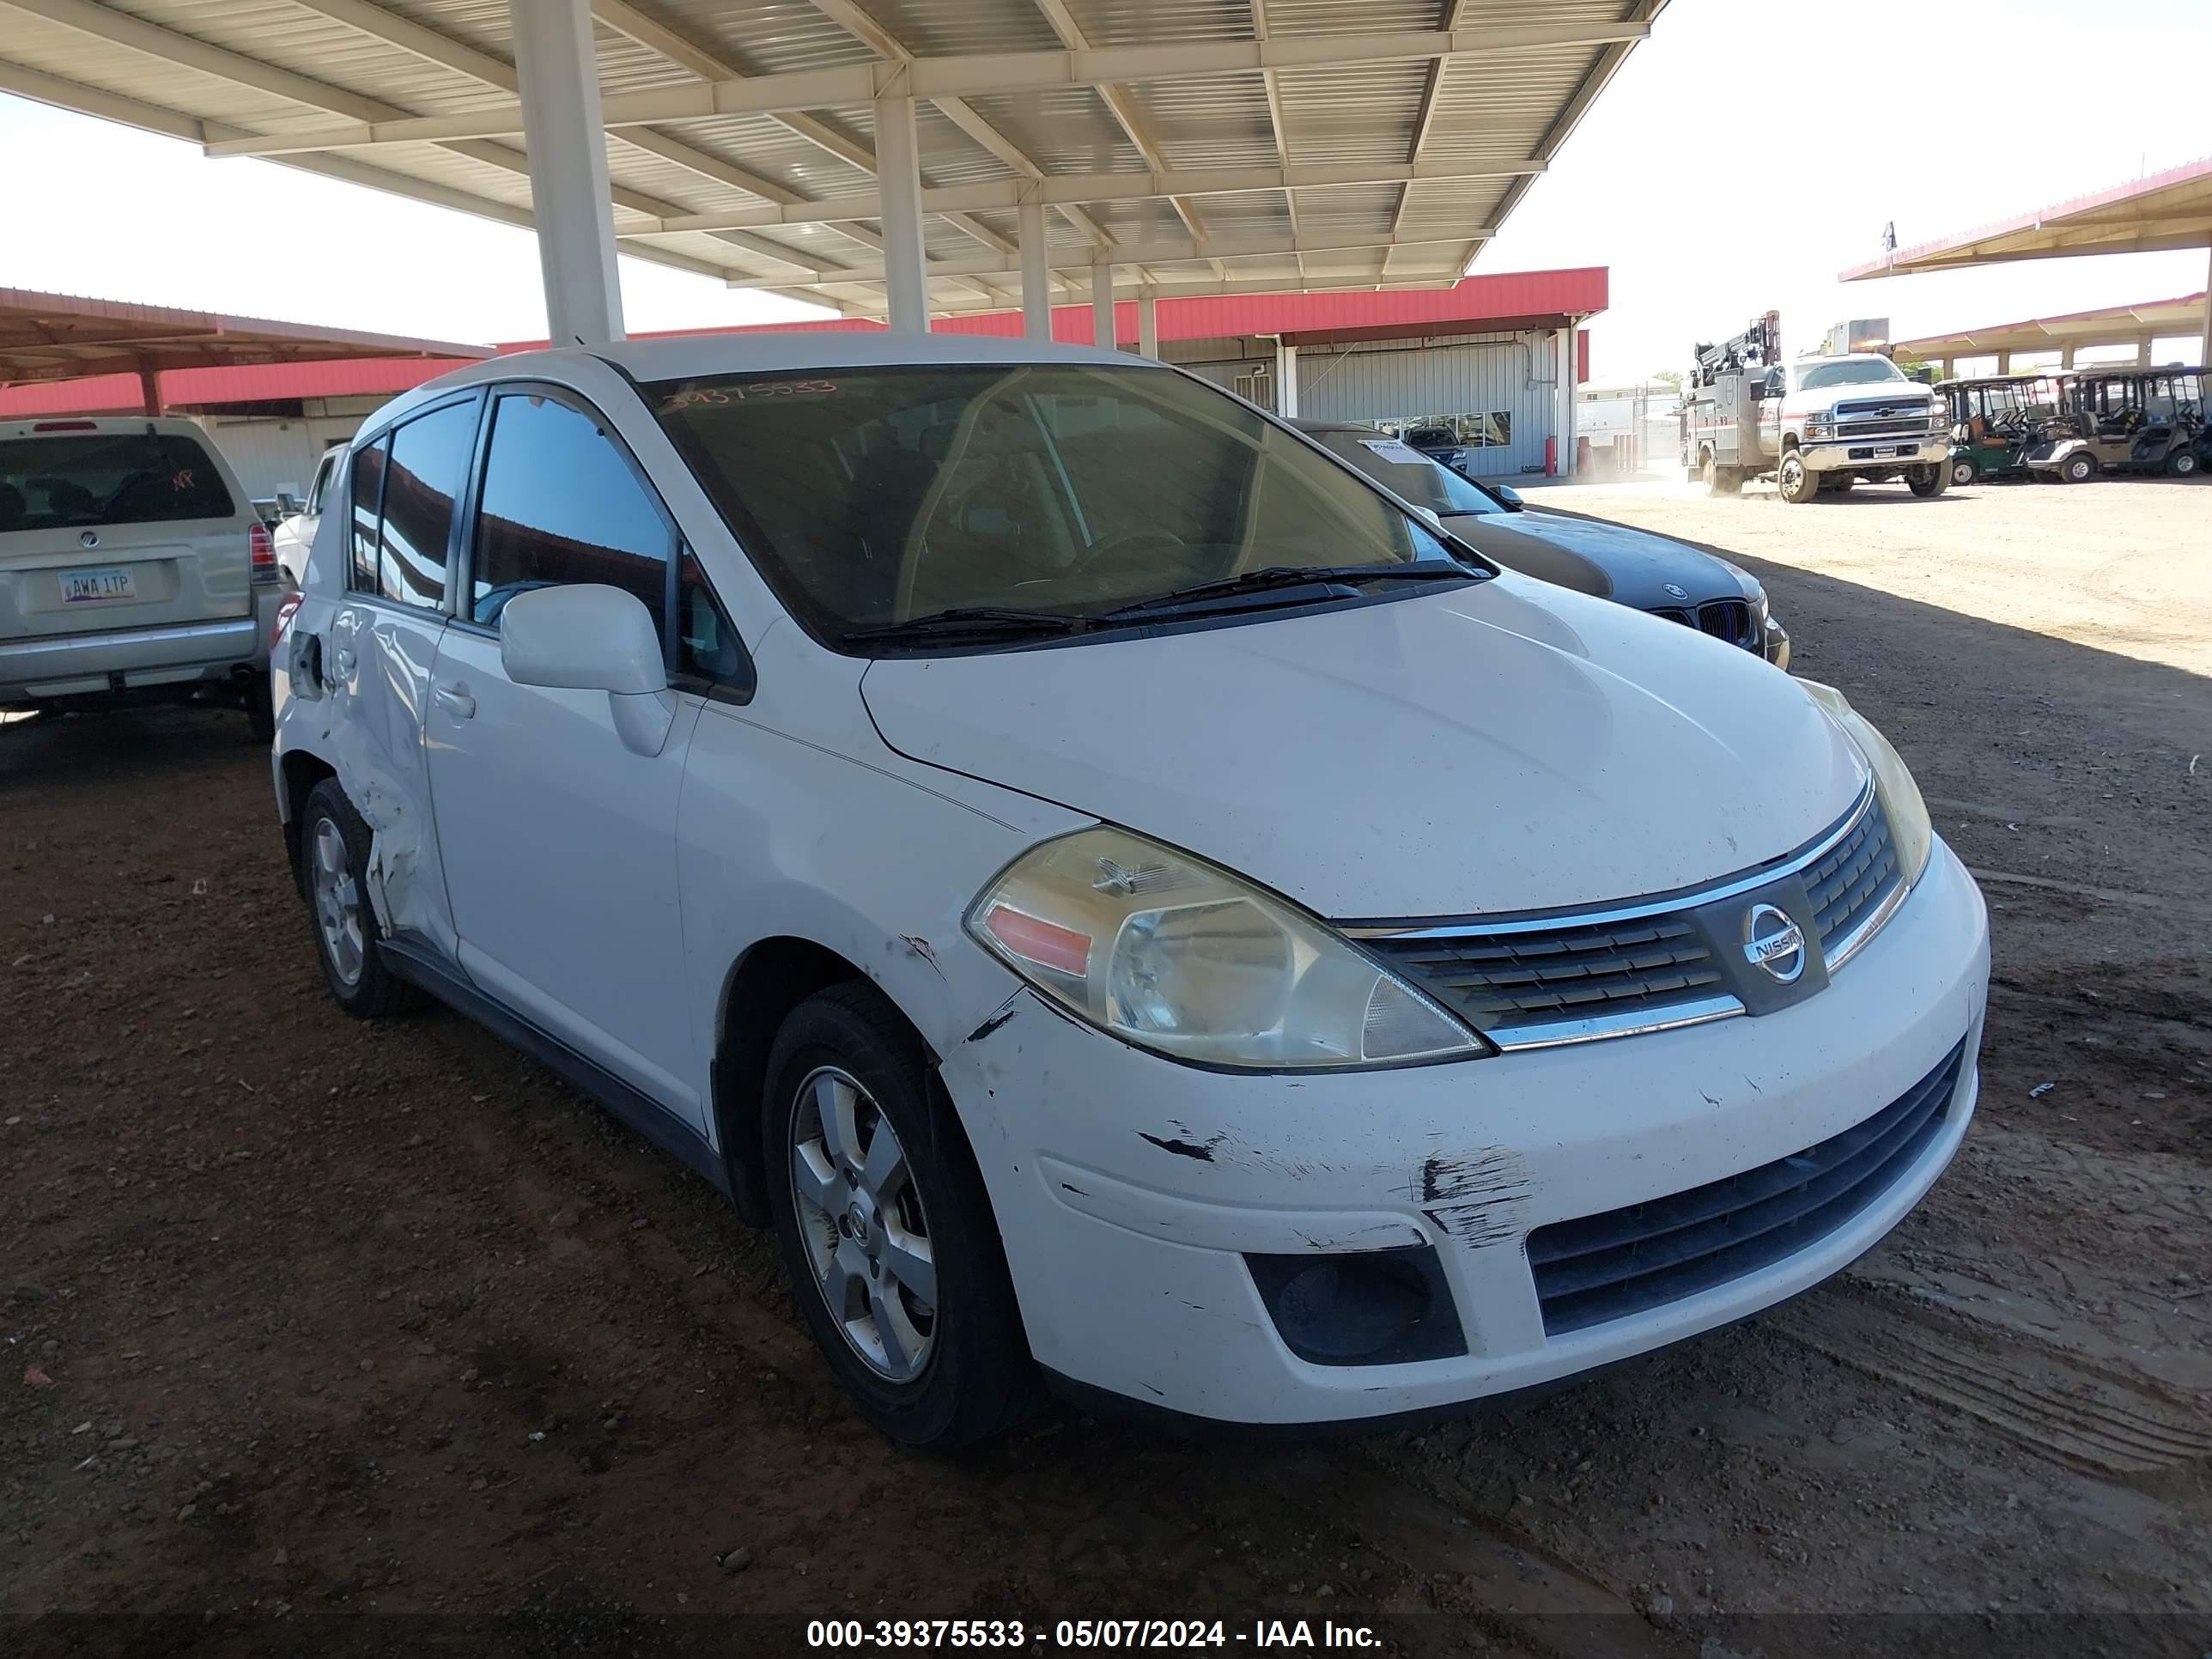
[
  {"x1": 649, "y1": 363, "x2": 1458, "y2": 644},
  {"x1": 1312, "y1": 431, "x2": 1504, "y2": 515},
  {"x1": 1795, "y1": 358, "x2": 1906, "y2": 392},
  {"x1": 0, "y1": 431, "x2": 234, "y2": 532}
]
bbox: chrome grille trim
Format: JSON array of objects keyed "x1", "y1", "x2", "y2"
[{"x1": 1343, "y1": 779, "x2": 1878, "y2": 943}]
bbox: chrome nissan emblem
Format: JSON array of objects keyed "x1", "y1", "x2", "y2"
[
  {"x1": 79, "y1": 530, "x2": 99, "y2": 549},
  {"x1": 1742, "y1": 902, "x2": 1807, "y2": 984},
  {"x1": 1662, "y1": 581, "x2": 1688, "y2": 599}
]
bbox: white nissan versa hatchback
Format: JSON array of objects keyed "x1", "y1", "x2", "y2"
[{"x1": 270, "y1": 335, "x2": 1988, "y2": 1447}]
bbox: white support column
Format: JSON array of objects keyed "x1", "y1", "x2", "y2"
[
  {"x1": 1275, "y1": 339, "x2": 1299, "y2": 416},
  {"x1": 1996, "y1": 349, "x2": 2011, "y2": 374},
  {"x1": 1556, "y1": 326, "x2": 1577, "y2": 479},
  {"x1": 510, "y1": 0, "x2": 624, "y2": 343},
  {"x1": 872, "y1": 92, "x2": 928, "y2": 332},
  {"x1": 1091, "y1": 260, "x2": 1116, "y2": 350},
  {"x1": 1018, "y1": 202, "x2": 1051, "y2": 342},
  {"x1": 1137, "y1": 290, "x2": 1159, "y2": 360},
  {"x1": 2061, "y1": 343, "x2": 2076, "y2": 369},
  {"x1": 2136, "y1": 337, "x2": 2152, "y2": 368},
  {"x1": 2201, "y1": 242, "x2": 2211, "y2": 371}
]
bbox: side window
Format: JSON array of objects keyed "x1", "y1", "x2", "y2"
[
  {"x1": 348, "y1": 437, "x2": 387, "y2": 592},
  {"x1": 472, "y1": 392, "x2": 670, "y2": 629},
  {"x1": 377, "y1": 400, "x2": 477, "y2": 611},
  {"x1": 678, "y1": 549, "x2": 745, "y2": 684}
]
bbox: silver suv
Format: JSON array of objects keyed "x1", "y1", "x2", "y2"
[{"x1": 1, "y1": 416, "x2": 285, "y2": 736}]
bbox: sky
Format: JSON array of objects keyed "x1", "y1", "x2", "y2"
[{"x1": 3, "y1": 0, "x2": 2209, "y2": 374}]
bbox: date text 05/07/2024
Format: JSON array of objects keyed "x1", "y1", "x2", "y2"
[{"x1": 804, "y1": 1619, "x2": 1385, "y2": 1650}]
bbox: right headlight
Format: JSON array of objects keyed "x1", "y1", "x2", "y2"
[
  {"x1": 1796, "y1": 680, "x2": 1934, "y2": 888},
  {"x1": 966, "y1": 827, "x2": 1489, "y2": 1071}
]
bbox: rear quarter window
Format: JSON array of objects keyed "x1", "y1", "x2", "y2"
[{"x1": 0, "y1": 432, "x2": 235, "y2": 530}]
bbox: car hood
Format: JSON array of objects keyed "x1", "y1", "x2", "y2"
[
  {"x1": 860, "y1": 577, "x2": 1864, "y2": 919},
  {"x1": 1441, "y1": 508, "x2": 1746, "y2": 608}
]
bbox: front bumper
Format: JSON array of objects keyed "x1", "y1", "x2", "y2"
[
  {"x1": 0, "y1": 601, "x2": 277, "y2": 704},
  {"x1": 940, "y1": 841, "x2": 1987, "y2": 1426},
  {"x1": 1796, "y1": 434, "x2": 1951, "y2": 473}
]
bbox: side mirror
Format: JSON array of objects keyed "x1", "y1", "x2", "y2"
[
  {"x1": 275, "y1": 492, "x2": 302, "y2": 517},
  {"x1": 499, "y1": 584, "x2": 673, "y2": 755},
  {"x1": 1411, "y1": 504, "x2": 1445, "y2": 532},
  {"x1": 1492, "y1": 483, "x2": 1524, "y2": 510}
]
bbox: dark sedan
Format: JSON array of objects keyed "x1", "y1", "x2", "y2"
[{"x1": 1299, "y1": 422, "x2": 1790, "y2": 668}]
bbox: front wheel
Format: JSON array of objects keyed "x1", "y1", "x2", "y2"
[
  {"x1": 1777, "y1": 452, "x2": 1819, "y2": 504},
  {"x1": 2061, "y1": 452, "x2": 2097, "y2": 483},
  {"x1": 1949, "y1": 455, "x2": 1978, "y2": 488},
  {"x1": 764, "y1": 982, "x2": 1038, "y2": 1449},
  {"x1": 2167, "y1": 448, "x2": 2201, "y2": 477},
  {"x1": 1907, "y1": 464, "x2": 1949, "y2": 498}
]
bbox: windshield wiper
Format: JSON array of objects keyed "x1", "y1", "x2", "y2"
[
  {"x1": 842, "y1": 605, "x2": 1090, "y2": 646},
  {"x1": 1098, "y1": 562, "x2": 1475, "y2": 623}
]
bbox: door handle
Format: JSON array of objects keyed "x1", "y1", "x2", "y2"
[{"x1": 434, "y1": 682, "x2": 476, "y2": 720}]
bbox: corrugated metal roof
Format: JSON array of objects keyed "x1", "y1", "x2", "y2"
[
  {"x1": 0, "y1": 0, "x2": 1663, "y2": 315},
  {"x1": 1842, "y1": 155, "x2": 2212, "y2": 280}
]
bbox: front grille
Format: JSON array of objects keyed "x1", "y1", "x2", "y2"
[
  {"x1": 1698, "y1": 599, "x2": 1752, "y2": 645},
  {"x1": 1644, "y1": 601, "x2": 1757, "y2": 652},
  {"x1": 1833, "y1": 397, "x2": 1940, "y2": 440},
  {"x1": 1525, "y1": 1038, "x2": 1968, "y2": 1334},
  {"x1": 1803, "y1": 799, "x2": 1901, "y2": 951},
  {"x1": 1367, "y1": 916, "x2": 1723, "y2": 1036}
]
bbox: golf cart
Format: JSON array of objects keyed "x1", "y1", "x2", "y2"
[
  {"x1": 1939, "y1": 373, "x2": 2061, "y2": 485},
  {"x1": 2027, "y1": 366, "x2": 2205, "y2": 481}
]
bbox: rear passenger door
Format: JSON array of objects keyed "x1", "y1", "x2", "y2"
[
  {"x1": 422, "y1": 385, "x2": 710, "y2": 1127},
  {"x1": 322, "y1": 392, "x2": 479, "y2": 957}
]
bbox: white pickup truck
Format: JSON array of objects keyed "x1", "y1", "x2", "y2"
[{"x1": 1686, "y1": 353, "x2": 1952, "y2": 504}]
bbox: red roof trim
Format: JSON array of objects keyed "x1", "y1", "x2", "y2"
[{"x1": 1, "y1": 270, "x2": 1606, "y2": 416}]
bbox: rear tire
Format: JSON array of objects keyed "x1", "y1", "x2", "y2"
[
  {"x1": 1700, "y1": 452, "x2": 1741, "y2": 495},
  {"x1": 1906, "y1": 464, "x2": 1949, "y2": 498},
  {"x1": 1777, "y1": 452, "x2": 1819, "y2": 504},
  {"x1": 763, "y1": 981, "x2": 1039, "y2": 1450},
  {"x1": 2166, "y1": 448, "x2": 2200, "y2": 477},
  {"x1": 2061, "y1": 452, "x2": 2096, "y2": 483},
  {"x1": 298, "y1": 779, "x2": 424, "y2": 1018},
  {"x1": 1949, "y1": 455, "x2": 1978, "y2": 488}
]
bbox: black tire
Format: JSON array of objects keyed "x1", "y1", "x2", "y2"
[
  {"x1": 1949, "y1": 455, "x2": 1978, "y2": 488},
  {"x1": 1777, "y1": 451, "x2": 1819, "y2": 504},
  {"x1": 1906, "y1": 463, "x2": 1949, "y2": 498},
  {"x1": 2166, "y1": 448, "x2": 2201, "y2": 477},
  {"x1": 246, "y1": 674, "x2": 275, "y2": 743},
  {"x1": 1700, "y1": 452, "x2": 1741, "y2": 496},
  {"x1": 298, "y1": 778, "x2": 424, "y2": 1018},
  {"x1": 763, "y1": 981, "x2": 1038, "y2": 1450},
  {"x1": 2061, "y1": 452, "x2": 2096, "y2": 483}
]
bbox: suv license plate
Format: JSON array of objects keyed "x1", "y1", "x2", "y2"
[{"x1": 62, "y1": 567, "x2": 137, "y2": 603}]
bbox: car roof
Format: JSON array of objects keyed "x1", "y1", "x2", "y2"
[{"x1": 544, "y1": 331, "x2": 1156, "y2": 384}]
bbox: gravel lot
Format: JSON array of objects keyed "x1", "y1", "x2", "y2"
[{"x1": 3, "y1": 474, "x2": 2208, "y2": 1658}]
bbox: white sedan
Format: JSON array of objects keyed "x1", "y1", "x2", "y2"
[{"x1": 270, "y1": 332, "x2": 1988, "y2": 1445}]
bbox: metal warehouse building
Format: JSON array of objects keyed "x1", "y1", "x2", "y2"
[{"x1": 1, "y1": 268, "x2": 1603, "y2": 496}]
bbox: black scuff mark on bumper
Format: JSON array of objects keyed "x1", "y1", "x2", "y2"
[
  {"x1": 1139, "y1": 1131, "x2": 1223, "y2": 1163},
  {"x1": 963, "y1": 992, "x2": 1022, "y2": 1045},
  {"x1": 1418, "y1": 1147, "x2": 1532, "y2": 1248}
]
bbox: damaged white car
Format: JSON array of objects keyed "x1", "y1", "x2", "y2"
[{"x1": 270, "y1": 334, "x2": 1989, "y2": 1446}]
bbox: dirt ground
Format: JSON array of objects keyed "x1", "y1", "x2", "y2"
[{"x1": 3, "y1": 474, "x2": 2209, "y2": 1658}]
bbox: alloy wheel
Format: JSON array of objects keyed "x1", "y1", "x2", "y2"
[
  {"x1": 788, "y1": 1066, "x2": 938, "y2": 1382},
  {"x1": 310, "y1": 817, "x2": 364, "y2": 988}
]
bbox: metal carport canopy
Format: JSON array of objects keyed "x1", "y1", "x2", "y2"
[
  {"x1": 1890, "y1": 291, "x2": 2210, "y2": 372},
  {"x1": 0, "y1": 283, "x2": 489, "y2": 413},
  {"x1": 0, "y1": 0, "x2": 1665, "y2": 343},
  {"x1": 1838, "y1": 155, "x2": 2212, "y2": 369}
]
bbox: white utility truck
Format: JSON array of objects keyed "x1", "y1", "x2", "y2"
[{"x1": 1680, "y1": 313, "x2": 1952, "y2": 503}]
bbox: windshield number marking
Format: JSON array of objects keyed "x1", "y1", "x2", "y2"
[{"x1": 663, "y1": 380, "x2": 836, "y2": 410}]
